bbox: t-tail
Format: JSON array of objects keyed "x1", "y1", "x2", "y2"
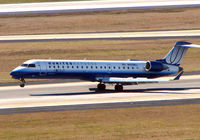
[{"x1": 157, "y1": 41, "x2": 200, "y2": 66}]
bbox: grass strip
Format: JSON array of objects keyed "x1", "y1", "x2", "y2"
[
  {"x1": 1, "y1": 8, "x2": 200, "y2": 35},
  {"x1": 0, "y1": 104, "x2": 200, "y2": 139}
]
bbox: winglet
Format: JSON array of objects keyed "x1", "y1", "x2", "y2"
[{"x1": 174, "y1": 71, "x2": 184, "y2": 80}]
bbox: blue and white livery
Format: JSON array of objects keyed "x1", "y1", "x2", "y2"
[{"x1": 10, "y1": 41, "x2": 200, "y2": 91}]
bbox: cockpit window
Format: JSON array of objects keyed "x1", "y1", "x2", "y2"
[
  {"x1": 28, "y1": 64, "x2": 36, "y2": 68},
  {"x1": 21, "y1": 64, "x2": 28, "y2": 67},
  {"x1": 21, "y1": 64, "x2": 36, "y2": 68}
]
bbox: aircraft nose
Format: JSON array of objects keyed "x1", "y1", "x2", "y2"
[
  {"x1": 10, "y1": 70, "x2": 17, "y2": 76},
  {"x1": 10, "y1": 69, "x2": 21, "y2": 79}
]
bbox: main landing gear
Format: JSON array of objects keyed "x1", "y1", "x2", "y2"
[
  {"x1": 115, "y1": 84, "x2": 123, "y2": 92},
  {"x1": 97, "y1": 83, "x2": 106, "y2": 91},
  {"x1": 96, "y1": 83, "x2": 123, "y2": 92},
  {"x1": 19, "y1": 78, "x2": 26, "y2": 88}
]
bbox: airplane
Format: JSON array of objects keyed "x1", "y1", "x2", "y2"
[{"x1": 10, "y1": 41, "x2": 200, "y2": 91}]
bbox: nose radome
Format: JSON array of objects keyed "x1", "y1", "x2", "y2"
[
  {"x1": 10, "y1": 71, "x2": 14, "y2": 76},
  {"x1": 10, "y1": 69, "x2": 20, "y2": 76},
  {"x1": 10, "y1": 70, "x2": 17, "y2": 76}
]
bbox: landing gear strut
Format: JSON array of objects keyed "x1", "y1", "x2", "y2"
[
  {"x1": 19, "y1": 78, "x2": 26, "y2": 88},
  {"x1": 115, "y1": 84, "x2": 123, "y2": 92},
  {"x1": 97, "y1": 83, "x2": 106, "y2": 91}
]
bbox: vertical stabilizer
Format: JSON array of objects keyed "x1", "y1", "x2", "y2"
[{"x1": 157, "y1": 41, "x2": 192, "y2": 66}]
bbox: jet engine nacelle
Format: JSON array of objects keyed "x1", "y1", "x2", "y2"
[{"x1": 145, "y1": 61, "x2": 168, "y2": 72}]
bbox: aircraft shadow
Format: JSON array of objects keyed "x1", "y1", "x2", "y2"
[
  {"x1": 30, "y1": 90, "x2": 116, "y2": 96},
  {"x1": 30, "y1": 87, "x2": 200, "y2": 96}
]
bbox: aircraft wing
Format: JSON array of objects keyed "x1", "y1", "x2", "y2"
[
  {"x1": 99, "y1": 71, "x2": 183, "y2": 84},
  {"x1": 101, "y1": 77, "x2": 169, "y2": 84}
]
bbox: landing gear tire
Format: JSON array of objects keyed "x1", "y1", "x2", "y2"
[
  {"x1": 20, "y1": 83, "x2": 25, "y2": 88},
  {"x1": 115, "y1": 84, "x2": 123, "y2": 92},
  {"x1": 19, "y1": 78, "x2": 26, "y2": 88},
  {"x1": 97, "y1": 83, "x2": 106, "y2": 91}
]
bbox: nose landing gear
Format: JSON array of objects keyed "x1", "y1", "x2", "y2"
[{"x1": 19, "y1": 78, "x2": 26, "y2": 88}]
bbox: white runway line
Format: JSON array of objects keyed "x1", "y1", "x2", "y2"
[
  {"x1": 1, "y1": 30, "x2": 200, "y2": 41},
  {"x1": 0, "y1": 0, "x2": 200, "y2": 15}
]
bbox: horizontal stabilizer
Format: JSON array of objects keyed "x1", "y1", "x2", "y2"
[{"x1": 181, "y1": 44, "x2": 200, "y2": 48}]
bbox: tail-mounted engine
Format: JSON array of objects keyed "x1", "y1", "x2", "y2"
[{"x1": 145, "y1": 61, "x2": 168, "y2": 72}]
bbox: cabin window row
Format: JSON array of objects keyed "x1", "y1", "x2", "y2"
[
  {"x1": 48, "y1": 62, "x2": 73, "y2": 65},
  {"x1": 48, "y1": 62, "x2": 97, "y2": 65},
  {"x1": 48, "y1": 65, "x2": 139, "y2": 70}
]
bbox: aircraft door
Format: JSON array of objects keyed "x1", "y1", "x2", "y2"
[{"x1": 38, "y1": 62, "x2": 47, "y2": 76}]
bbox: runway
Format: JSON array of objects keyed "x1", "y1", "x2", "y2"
[
  {"x1": 1, "y1": 0, "x2": 200, "y2": 15},
  {"x1": 1, "y1": 30, "x2": 200, "y2": 42},
  {"x1": 1, "y1": 75, "x2": 200, "y2": 114}
]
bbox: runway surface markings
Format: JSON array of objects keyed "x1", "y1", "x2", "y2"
[
  {"x1": 1, "y1": 75, "x2": 200, "y2": 111},
  {"x1": 1, "y1": 0, "x2": 200, "y2": 15}
]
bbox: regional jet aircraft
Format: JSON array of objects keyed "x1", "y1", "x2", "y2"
[{"x1": 10, "y1": 41, "x2": 200, "y2": 91}]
